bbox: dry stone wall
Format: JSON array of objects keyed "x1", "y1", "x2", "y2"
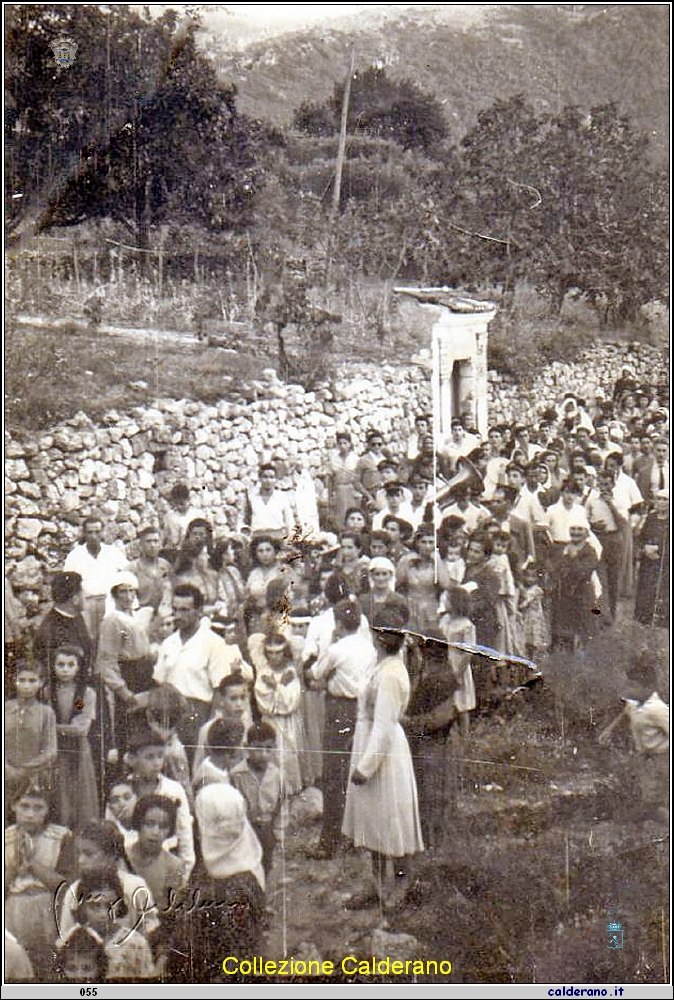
[
  {"x1": 5, "y1": 342, "x2": 666, "y2": 618},
  {"x1": 488, "y1": 341, "x2": 667, "y2": 425}
]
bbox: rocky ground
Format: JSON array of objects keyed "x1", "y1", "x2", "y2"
[{"x1": 258, "y1": 618, "x2": 669, "y2": 986}]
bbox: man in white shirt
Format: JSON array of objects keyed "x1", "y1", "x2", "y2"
[
  {"x1": 306, "y1": 598, "x2": 376, "y2": 859},
  {"x1": 545, "y1": 482, "x2": 603, "y2": 561},
  {"x1": 593, "y1": 422, "x2": 622, "y2": 464},
  {"x1": 245, "y1": 463, "x2": 295, "y2": 540},
  {"x1": 604, "y1": 452, "x2": 645, "y2": 598},
  {"x1": 483, "y1": 427, "x2": 509, "y2": 500},
  {"x1": 153, "y1": 583, "x2": 241, "y2": 762},
  {"x1": 545, "y1": 482, "x2": 590, "y2": 541},
  {"x1": 406, "y1": 413, "x2": 432, "y2": 463},
  {"x1": 63, "y1": 515, "x2": 129, "y2": 643},
  {"x1": 507, "y1": 464, "x2": 546, "y2": 527},
  {"x1": 585, "y1": 471, "x2": 626, "y2": 620},
  {"x1": 440, "y1": 486, "x2": 491, "y2": 535},
  {"x1": 438, "y1": 418, "x2": 480, "y2": 473}
]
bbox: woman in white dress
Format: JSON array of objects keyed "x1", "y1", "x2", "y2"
[{"x1": 342, "y1": 606, "x2": 423, "y2": 909}]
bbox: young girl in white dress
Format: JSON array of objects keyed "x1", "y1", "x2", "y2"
[{"x1": 252, "y1": 631, "x2": 308, "y2": 796}]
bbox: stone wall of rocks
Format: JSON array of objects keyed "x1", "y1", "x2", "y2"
[
  {"x1": 5, "y1": 341, "x2": 666, "y2": 617},
  {"x1": 5, "y1": 364, "x2": 431, "y2": 612},
  {"x1": 488, "y1": 341, "x2": 667, "y2": 424}
]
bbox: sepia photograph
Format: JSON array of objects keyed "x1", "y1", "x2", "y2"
[{"x1": 4, "y1": 2, "x2": 670, "y2": 989}]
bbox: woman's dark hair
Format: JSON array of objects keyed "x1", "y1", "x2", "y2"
[
  {"x1": 259, "y1": 463, "x2": 276, "y2": 476},
  {"x1": 11, "y1": 776, "x2": 57, "y2": 822},
  {"x1": 169, "y1": 483, "x2": 190, "y2": 503},
  {"x1": 333, "y1": 598, "x2": 361, "y2": 634},
  {"x1": 247, "y1": 721, "x2": 277, "y2": 748},
  {"x1": 207, "y1": 717, "x2": 246, "y2": 753},
  {"x1": 468, "y1": 532, "x2": 493, "y2": 558},
  {"x1": 340, "y1": 531, "x2": 363, "y2": 551},
  {"x1": 413, "y1": 524, "x2": 435, "y2": 550},
  {"x1": 211, "y1": 537, "x2": 246, "y2": 574},
  {"x1": 249, "y1": 535, "x2": 281, "y2": 567},
  {"x1": 324, "y1": 571, "x2": 349, "y2": 606},
  {"x1": 367, "y1": 530, "x2": 390, "y2": 554},
  {"x1": 75, "y1": 866, "x2": 129, "y2": 922},
  {"x1": 53, "y1": 926, "x2": 108, "y2": 980},
  {"x1": 266, "y1": 576, "x2": 291, "y2": 614},
  {"x1": 146, "y1": 685, "x2": 187, "y2": 729},
  {"x1": 77, "y1": 821, "x2": 126, "y2": 862},
  {"x1": 371, "y1": 606, "x2": 406, "y2": 653},
  {"x1": 447, "y1": 586, "x2": 472, "y2": 620},
  {"x1": 46, "y1": 643, "x2": 90, "y2": 722},
  {"x1": 51, "y1": 571, "x2": 83, "y2": 604},
  {"x1": 344, "y1": 506, "x2": 368, "y2": 525},
  {"x1": 130, "y1": 794, "x2": 178, "y2": 837},
  {"x1": 242, "y1": 596, "x2": 261, "y2": 637}
]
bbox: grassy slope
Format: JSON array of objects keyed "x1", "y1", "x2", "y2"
[{"x1": 4, "y1": 322, "x2": 276, "y2": 432}]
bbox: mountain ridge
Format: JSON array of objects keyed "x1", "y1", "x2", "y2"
[{"x1": 199, "y1": 3, "x2": 669, "y2": 158}]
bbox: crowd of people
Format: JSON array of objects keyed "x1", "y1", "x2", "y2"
[{"x1": 4, "y1": 368, "x2": 670, "y2": 981}]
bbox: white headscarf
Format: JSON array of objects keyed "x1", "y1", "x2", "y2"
[
  {"x1": 368, "y1": 556, "x2": 396, "y2": 592},
  {"x1": 195, "y1": 783, "x2": 264, "y2": 889}
]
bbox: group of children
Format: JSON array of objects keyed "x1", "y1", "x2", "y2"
[{"x1": 5, "y1": 650, "x2": 285, "y2": 981}]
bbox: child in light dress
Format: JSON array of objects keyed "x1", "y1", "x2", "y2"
[
  {"x1": 5, "y1": 782, "x2": 75, "y2": 975},
  {"x1": 517, "y1": 563, "x2": 550, "y2": 661},
  {"x1": 71, "y1": 866, "x2": 157, "y2": 979},
  {"x1": 252, "y1": 631, "x2": 308, "y2": 797},
  {"x1": 488, "y1": 531, "x2": 524, "y2": 657}
]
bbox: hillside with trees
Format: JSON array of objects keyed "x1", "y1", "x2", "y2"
[
  {"x1": 4, "y1": 3, "x2": 669, "y2": 395},
  {"x1": 208, "y1": 3, "x2": 669, "y2": 162}
]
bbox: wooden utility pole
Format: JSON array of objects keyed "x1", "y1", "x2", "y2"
[{"x1": 332, "y1": 49, "x2": 355, "y2": 216}]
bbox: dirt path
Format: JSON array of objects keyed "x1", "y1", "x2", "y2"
[{"x1": 13, "y1": 312, "x2": 197, "y2": 343}]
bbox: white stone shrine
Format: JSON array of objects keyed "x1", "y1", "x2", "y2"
[{"x1": 395, "y1": 287, "x2": 497, "y2": 439}]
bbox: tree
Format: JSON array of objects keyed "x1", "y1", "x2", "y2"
[
  {"x1": 435, "y1": 96, "x2": 668, "y2": 320},
  {"x1": 5, "y1": 5, "x2": 265, "y2": 250},
  {"x1": 293, "y1": 65, "x2": 447, "y2": 153}
]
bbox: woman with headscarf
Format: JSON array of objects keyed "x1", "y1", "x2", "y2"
[
  {"x1": 179, "y1": 781, "x2": 264, "y2": 976},
  {"x1": 549, "y1": 516, "x2": 600, "y2": 650},
  {"x1": 359, "y1": 557, "x2": 409, "y2": 629}
]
